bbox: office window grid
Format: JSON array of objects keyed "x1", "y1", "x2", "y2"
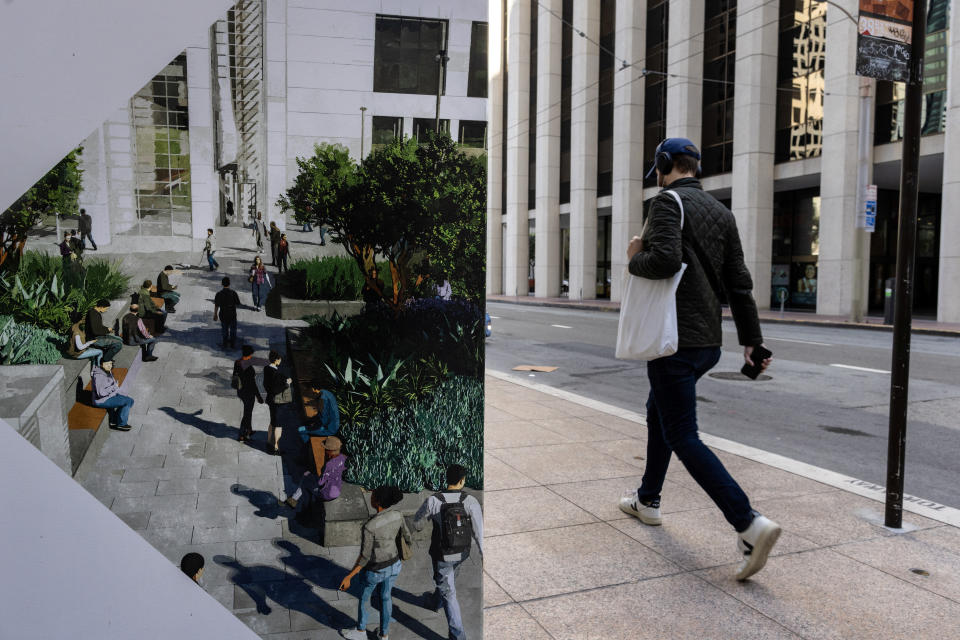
[
  {"x1": 529, "y1": 6, "x2": 538, "y2": 209},
  {"x1": 373, "y1": 15, "x2": 448, "y2": 96},
  {"x1": 775, "y1": 0, "x2": 825, "y2": 162},
  {"x1": 597, "y1": 0, "x2": 616, "y2": 198},
  {"x1": 560, "y1": 0, "x2": 573, "y2": 204},
  {"x1": 643, "y1": 0, "x2": 669, "y2": 188},
  {"x1": 701, "y1": 0, "x2": 737, "y2": 176}
]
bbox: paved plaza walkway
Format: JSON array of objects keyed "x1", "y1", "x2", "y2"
[
  {"x1": 72, "y1": 226, "x2": 480, "y2": 639},
  {"x1": 482, "y1": 372, "x2": 960, "y2": 639}
]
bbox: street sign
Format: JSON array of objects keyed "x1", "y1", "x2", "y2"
[
  {"x1": 860, "y1": 184, "x2": 877, "y2": 232},
  {"x1": 856, "y1": 1, "x2": 914, "y2": 82}
]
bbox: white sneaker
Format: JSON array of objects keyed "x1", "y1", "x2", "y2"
[
  {"x1": 618, "y1": 491, "x2": 662, "y2": 526},
  {"x1": 340, "y1": 629, "x2": 367, "y2": 640},
  {"x1": 735, "y1": 514, "x2": 782, "y2": 581}
]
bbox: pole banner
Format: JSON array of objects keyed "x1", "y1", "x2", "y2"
[{"x1": 856, "y1": 0, "x2": 914, "y2": 81}]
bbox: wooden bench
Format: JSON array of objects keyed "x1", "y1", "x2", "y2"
[{"x1": 67, "y1": 367, "x2": 129, "y2": 431}]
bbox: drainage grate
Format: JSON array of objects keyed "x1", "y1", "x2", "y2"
[{"x1": 708, "y1": 372, "x2": 771, "y2": 381}]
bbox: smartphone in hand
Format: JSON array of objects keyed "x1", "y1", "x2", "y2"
[{"x1": 741, "y1": 345, "x2": 773, "y2": 380}]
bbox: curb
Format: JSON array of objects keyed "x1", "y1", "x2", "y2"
[{"x1": 486, "y1": 368, "x2": 960, "y2": 529}]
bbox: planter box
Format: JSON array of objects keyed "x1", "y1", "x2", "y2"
[
  {"x1": 267, "y1": 291, "x2": 365, "y2": 320},
  {"x1": 0, "y1": 365, "x2": 70, "y2": 474}
]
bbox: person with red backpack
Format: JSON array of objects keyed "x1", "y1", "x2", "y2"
[{"x1": 413, "y1": 464, "x2": 483, "y2": 640}]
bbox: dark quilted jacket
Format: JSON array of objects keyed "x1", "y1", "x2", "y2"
[{"x1": 628, "y1": 178, "x2": 763, "y2": 348}]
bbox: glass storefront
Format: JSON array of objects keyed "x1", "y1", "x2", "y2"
[
  {"x1": 131, "y1": 53, "x2": 191, "y2": 237},
  {"x1": 771, "y1": 189, "x2": 820, "y2": 309}
]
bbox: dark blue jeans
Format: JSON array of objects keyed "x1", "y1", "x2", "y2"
[
  {"x1": 638, "y1": 346, "x2": 754, "y2": 532},
  {"x1": 220, "y1": 315, "x2": 237, "y2": 347},
  {"x1": 94, "y1": 394, "x2": 134, "y2": 427}
]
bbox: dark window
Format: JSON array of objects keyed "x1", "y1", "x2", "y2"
[
  {"x1": 468, "y1": 22, "x2": 488, "y2": 98},
  {"x1": 560, "y1": 0, "x2": 573, "y2": 204},
  {"x1": 412, "y1": 118, "x2": 449, "y2": 142},
  {"x1": 700, "y1": 0, "x2": 736, "y2": 176},
  {"x1": 459, "y1": 120, "x2": 487, "y2": 148},
  {"x1": 372, "y1": 116, "x2": 403, "y2": 146},
  {"x1": 643, "y1": 0, "x2": 668, "y2": 187},
  {"x1": 597, "y1": 0, "x2": 615, "y2": 198},
  {"x1": 374, "y1": 15, "x2": 448, "y2": 95},
  {"x1": 529, "y1": 7, "x2": 537, "y2": 208}
]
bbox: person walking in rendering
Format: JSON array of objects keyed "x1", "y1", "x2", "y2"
[
  {"x1": 339, "y1": 485, "x2": 411, "y2": 640},
  {"x1": 121, "y1": 303, "x2": 158, "y2": 361},
  {"x1": 253, "y1": 211, "x2": 266, "y2": 252},
  {"x1": 91, "y1": 360, "x2": 135, "y2": 431},
  {"x1": 232, "y1": 345, "x2": 263, "y2": 442},
  {"x1": 213, "y1": 276, "x2": 241, "y2": 349},
  {"x1": 280, "y1": 435, "x2": 347, "y2": 545},
  {"x1": 156, "y1": 265, "x2": 180, "y2": 313},
  {"x1": 249, "y1": 256, "x2": 271, "y2": 312},
  {"x1": 276, "y1": 233, "x2": 290, "y2": 273},
  {"x1": 618, "y1": 137, "x2": 779, "y2": 581},
  {"x1": 204, "y1": 228, "x2": 219, "y2": 271},
  {"x1": 263, "y1": 350, "x2": 291, "y2": 456},
  {"x1": 269, "y1": 221, "x2": 281, "y2": 266},
  {"x1": 78, "y1": 208, "x2": 97, "y2": 250},
  {"x1": 413, "y1": 464, "x2": 483, "y2": 640}
]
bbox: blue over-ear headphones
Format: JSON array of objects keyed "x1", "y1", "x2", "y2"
[{"x1": 646, "y1": 138, "x2": 703, "y2": 179}]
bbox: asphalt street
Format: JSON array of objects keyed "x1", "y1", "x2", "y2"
[{"x1": 485, "y1": 301, "x2": 960, "y2": 510}]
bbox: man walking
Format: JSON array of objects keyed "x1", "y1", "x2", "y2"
[
  {"x1": 276, "y1": 233, "x2": 291, "y2": 274},
  {"x1": 213, "y1": 276, "x2": 241, "y2": 349},
  {"x1": 413, "y1": 464, "x2": 483, "y2": 640},
  {"x1": 269, "y1": 221, "x2": 281, "y2": 266},
  {"x1": 233, "y1": 345, "x2": 263, "y2": 442},
  {"x1": 78, "y1": 208, "x2": 97, "y2": 251},
  {"x1": 156, "y1": 265, "x2": 180, "y2": 313},
  {"x1": 204, "y1": 228, "x2": 219, "y2": 271},
  {"x1": 618, "y1": 137, "x2": 779, "y2": 581}
]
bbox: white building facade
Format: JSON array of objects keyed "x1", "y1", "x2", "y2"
[
  {"x1": 488, "y1": 0, "x2": 960, "y2": 323},
  {"x1": 77, "y1": 0, "x2": 488, "y2": 251}
]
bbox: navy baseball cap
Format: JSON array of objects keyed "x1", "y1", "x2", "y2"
[{"x1": 645, "y1": 137, "x2": 702, "y2": 179}]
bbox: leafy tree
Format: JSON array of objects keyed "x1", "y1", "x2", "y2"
[
  {"x1": 1, "y1": 149, "x2": 83, "y2": 273},
  {"x1": 278, "y1": 134, "x2": 485, "y2": 313}
]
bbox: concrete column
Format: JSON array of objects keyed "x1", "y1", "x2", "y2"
[
  {"x1": 568, "y1": 0, "x2": 600, "y2": 301},
  {"x1": 487, "y1": 0, "x2": 504, "y2": 295},
  {"x1": 731, "y1": 0, "x2": 778, "y2": 309},
  {"x1": 666, "y1": 0, "x2": 705, "y2": 143},
  {"x1": 186, "y1": 43, "x2": 217, "y2": 241},
  {"x1": 78, "y1": 126, "x2": 112, "y2": 248},
  {"x1": 104, "y1": 103, "x2": 137, "y2": 239},
  {"x1": 938, "y1": 8, "x2": 960, "y2": 322},
  {"x1": 505, "y1": 0, "x2": 531, "y2": 296},
  {"x1": 610, "y1": 0, "x2": 646, "y2": 302},
  {"x1": 264, "y1": 0, "x2": 288, "y2": 231},
  {"x1": 818, "y1": 0, "x2": 861, "y2": 316},
  {"x1": 534, "y1": 0, "x2": 562, "y2": 298}
]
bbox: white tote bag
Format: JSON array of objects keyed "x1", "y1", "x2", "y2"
[{"x1": 615, "y1": 190, "x2": 687, "y2": 360}]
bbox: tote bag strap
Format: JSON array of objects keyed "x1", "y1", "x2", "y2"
[{"x1": 663, "y1": 190, "x2": 724, "y2": 301}]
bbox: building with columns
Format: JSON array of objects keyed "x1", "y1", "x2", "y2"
[
  {"x1": 77, "y1": 0, "x2": 488, "y2": 251},
  {"x1": 488, "y1": 0, "x2": 960, "y2": 323}
]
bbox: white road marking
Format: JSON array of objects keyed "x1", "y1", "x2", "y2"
[
  {"x1": 489, "y1": 316, "x2": 500, "y2": 319},
  {"x1": 551, "y1": 324, "x2": 573, "y2": 329},
  {"x1": 830, "y1": 364, "x2": 890, "y2": 374},
  {"x1": 767, "y1": 336, "x2": 832, "y2": 346}
]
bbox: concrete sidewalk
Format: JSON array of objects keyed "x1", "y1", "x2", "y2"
[
  {"x1": 72, "y1": 225, "x2": 480, "y2": 639},
  {"x1": 487, "y1": 294, "x2": 960, "y2": 337},
  {"x1": 482, "y1": 371, "x2": 960, "y2": 639}
]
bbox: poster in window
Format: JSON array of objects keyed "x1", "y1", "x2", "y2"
[{"x1": 792, "y1": 262, "x2": 818, "y2": 307}]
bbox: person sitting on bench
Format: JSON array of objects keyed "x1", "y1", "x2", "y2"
[
  {"x1": 137, "y1": 279, "x2": 166, "y2": 332},
  {"x1": 156, "y1": 265, "x2": 181, "y2": 313},
  {"x1": 66, "y1": 318, "x2": 104, "y2": 366},
  {"x1": 122, "y1": 303, "x2": 158, "y2": 361},
  {"x1": 280, "y1": 436, "x2": 347, "y2": 544},
  {"x1": 84, "y1": 299, "x2": 123, "y2": 363},
  {"x1": 298, "y1": 388, "x2": 340, "y2": 442},
  {"x1": 91, "y1": 360, "x2": 135, "y2": 432}
]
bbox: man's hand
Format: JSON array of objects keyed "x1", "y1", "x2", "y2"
[
  {"x1": 627, "y1": 236, "x2": 644, "y2": 259},
  {"x1": 213, "y1": 313, "x2": 218, "y2": 322},
  {"x1": 339, "y1": 575, "x2": 352, "y2": 591},
  {"x1": 744, "y1": 344, "x2": 772, "y2": 372}
]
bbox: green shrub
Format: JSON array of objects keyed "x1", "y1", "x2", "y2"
[
  {"x1": 0, "y1": 315, "x2": 65, "y2": 365},
  {"x1": 288, "y1": 256, "x2": 392, "y2": 300},
  {"x1": 341, "y1": 376, "x2": 483, "y2": 492}
]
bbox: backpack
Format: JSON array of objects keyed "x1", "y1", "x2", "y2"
[
  {"x1": 436, "y1": 492, "x2": 473, "y2": 555},
  {"x1": 231, "y1": 360, "x2": 242, "y2": 390}
]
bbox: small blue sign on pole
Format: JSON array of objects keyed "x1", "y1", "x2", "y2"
[{"x1": 864, "y1": 184, "x2": 877, "y2": 232}]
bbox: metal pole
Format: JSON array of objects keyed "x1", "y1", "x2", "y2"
[
  {"x1": 359, "y1": 106, "x2": 367, "y2": 160},
  {"x1": 885, "y1": 0, "x2": 927, "y2": 529},
  {"x1": 435, "y1": 22, "x2": 448, "y2": 135},
  {"x1": 851, "y1": 77, "x2": 874, "y2": 323}
]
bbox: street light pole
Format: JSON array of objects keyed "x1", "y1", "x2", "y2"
[
  {"x1": 359, "y1": 106, "x2": 367, "y2": 160},
  {"x1": 884, "y1": 0, "x2": 927, "y2": 529},
  {"x1": 435, "y1": 21, "x2": 449, "y2": 135}
]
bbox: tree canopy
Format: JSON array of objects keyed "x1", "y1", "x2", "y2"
[
  {"x1": 278, "y1": 134, "x2": 485, "y2": 313},
  {"x1": 1, "y1": 149, "x2": 83, "y2": 273}
]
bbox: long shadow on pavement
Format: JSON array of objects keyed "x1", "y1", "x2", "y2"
[{"x1": 158, "y1": 406, "x2": 237, "y2": 440}]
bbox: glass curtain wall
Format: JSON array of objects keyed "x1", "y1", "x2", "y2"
[
  {"x1": 644, "y1": 0, "x2": 669, "y2": 188},
  {"x1": 875, "y1": 0, "x2": 949, "y2": 143},
  {"x1": 468, "y1": 21, "x2": 489, "y2": 98},
  {"x1": 597, "y1": 0, "x2": 615, "y2": 197},
  {"x1": 560, "y1": 0, "x2": 573, "y2": 204},
  {"x1": 775, "y1": 0, "x2": 825, "y2": 162},
  {"x1": 701, "y1": 0, "x2": 737, "y2": 175},
  {"x1": 131, "y1": 53, "x2": 191, "y2": 237},
  {"x1": 529, "y1": 6, "x2": 538, "y2": 209}
]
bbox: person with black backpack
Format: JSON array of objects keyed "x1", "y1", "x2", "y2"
[
  {"x1": 413, "y1": 464, "x2": 483, "y2": 640},
  {"x1": 232, "y1": 345, "x2": 263, "y2": 442}
]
